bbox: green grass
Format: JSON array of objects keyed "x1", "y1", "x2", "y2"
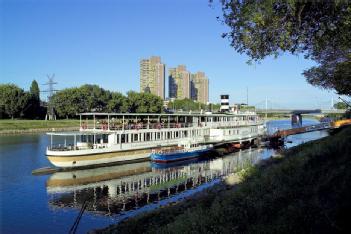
[
  {"x1": 0, "y1": 119, "x2": 80, "y2": 131},
  {"x1": 96, "y1": 126, "x2": 351, "y2": 234}
]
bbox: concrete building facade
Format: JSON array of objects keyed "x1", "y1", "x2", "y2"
[
  {"x1": 140, "y1": 56, "x2": 165, "y2": 99},
  {"x1": 168, "y1": 65, "x2": 191, "y2": 100},
  {"x1": 191, "y1": 71, "x2": 209, "y2": 104}
]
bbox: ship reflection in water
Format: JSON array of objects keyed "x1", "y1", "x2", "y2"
[{"x1": 46, "y1": 147, "x2": 270, "y2": 217}]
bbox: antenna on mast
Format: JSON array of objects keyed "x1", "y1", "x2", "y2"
[{"x1": 246, "y1": 86, "x2": 249, "y2": 105}]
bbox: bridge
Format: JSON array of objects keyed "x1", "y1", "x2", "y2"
[
  {"x1": 255, "y1": 108, "x2": 346, "y2": 126},
  {"x1": 266, "y1": 119, "x2": 351, "y2": 146},
  {"x1": 255, "y1": 109, "x2": 346, "y2": 114}
]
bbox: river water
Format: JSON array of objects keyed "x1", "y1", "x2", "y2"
[{"x1": 0, "y1": 119, "x2": 328, "y2": 234}]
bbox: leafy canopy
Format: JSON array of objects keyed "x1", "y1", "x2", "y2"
[
  {"x1": 216, "y1": 0, "x2": 351, "y2": 95},
  {"x1": 51, "y1": 85, "x2": 164, "y2": 118},
  {"x1": 0, "y1": 84, "x2": 28, "y2": 118}
]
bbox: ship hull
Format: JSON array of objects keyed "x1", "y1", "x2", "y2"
[
  {"x1": 47, "y1": 148, "x2": 154, "y2": 168},
  {"x1": 151, "y1": 148, "x2": 210, "y2": 163}
]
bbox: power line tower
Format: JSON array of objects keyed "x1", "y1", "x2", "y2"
[{"x1": 42, "y1": 74, "x2": 58, "y2": 120}]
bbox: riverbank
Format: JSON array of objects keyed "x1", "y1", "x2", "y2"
[
  {"x1": 96, "y1": 126, "x2": 351, "y2": 234},
  {"x1": 0, "y1": 119, "x2": 80, "y2": 134}
]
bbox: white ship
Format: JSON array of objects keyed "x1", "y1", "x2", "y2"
[{"x1": 46, "y1": 111, "x2": 265, "y2": 168}]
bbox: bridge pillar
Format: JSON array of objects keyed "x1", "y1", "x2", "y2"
[{"x1": 291, "y1": 114, "x2": 302, "y2": 126}]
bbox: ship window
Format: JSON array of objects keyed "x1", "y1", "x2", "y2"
[
  {"x1": 157, "y1": 132, "x2": 160, "y2": 139},
  {"x1": 146, "y1": 133, "x2": 151, "y2": 141},
  {"x1": 167, "y1": 132, "x2": 171, "y2": 139},
  {"x1": 121, "y1": 134, "x2": 125, "y2": 143},
  {"x1": 175, "y1": 131, "x2": 179, "y2": 138},
  {"x1": 134, "y1": 134, "x2": 138, "y2": 141},
  {"x1": 102, "y1": 134, "x2": 108, "y2": 143}
]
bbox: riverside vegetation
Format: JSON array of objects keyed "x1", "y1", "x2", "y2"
[
  {"x1": 0, "y1": 83, "x2": 219, "y2": 121},
  {"x1": 0, "y1": 119, "x2": 80, "y2": 133},
  {"x1": 96, "y1": 126, "x2": 351, "y2": 234}
]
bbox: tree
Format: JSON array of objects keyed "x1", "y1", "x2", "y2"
[
  {"x1": 124, "y1": 91, "x2": 163, "y2": 113},
  {"x1": 26, "y1": 80, "x2": 41, "y2": 118},
  {"x1": 334, "y1": 101, "x2": 348, "y2": 110},
  {"x1": 30, "y1": 80, "x2": 40, "y2": 101},
  {"x1": 216, "y1": 1, "x2": 351, "y2": 95},
  {"x1": 51, "y1": 87, "x2": 84, "y2": 118},
  {"x1": 0, "y1": 84, "x2": 27, "y2": 119},
  {"x1": 107, "y1": 92, "x2": 127, "y2": 113},
  {"x1": 142, "y1": 93, "x2": 163, "y2": 113},
  {"x1": 80, "y1": 84, "x2": 110, "y2": 112},
  {"x1": 168, "y1": 98, "x2": 209, "y2": 112},
  {"x1": 51, "y1": 85, "x2": 163, "y2": 118}
]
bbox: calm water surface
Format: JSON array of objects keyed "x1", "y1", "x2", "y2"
[{"x1": 0, "y1": 119, "x2": 328, "y2": 234}]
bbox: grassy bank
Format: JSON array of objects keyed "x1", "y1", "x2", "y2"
[
  {"x1": 97, "y1": 126, "x2": 351, "y2": 234},
  {"x1": 0, "y1": 119, "x2": 80, "y2": 133}
]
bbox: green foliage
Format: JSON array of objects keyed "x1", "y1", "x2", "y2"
[
  {"x1": 107, "y1": 92, "x2": 127, "y2": 113},
  {"x1": 0, "y1": 82, "x2": 46, "y2": 119},
  {"x1": 124, "y1": 91, "x2": 163, "y2": 113},
  {"x1": 239, "y1": 105, "x2": 255, "y2": 111},
  {"x1": 0, "y1": 84, "x2": 28, "y2": 119},
  {"x1": 217, "y1": 1, "x2": 351, "y2": 95},
  {"x1": 168, "y1": 98, "x2": 218, "y2": 112},
  {"x1": 29, "y1": 80, "x2": 40, "y2": 101},
  {"x1": 0, "y1": 119, "x2": 80, "y2": 131},
  {"x1": 51, "y1": 87, "x2": 84, "y2": 118},
  {"x1": 334, "y1": 101, "x2": 348, "y2": 109},
  {"x1": 26, "y1": 80, "x2": 42, "y2": 118},
  {"x1": 80, "y1": 84, "x2": 110, "y2": 112},
  {"x1": 51, "y1": 85, "x2": 163, "y2": 118},
  {"x1": 98, "y1": 126, "x2": 351, "y2": 234}
]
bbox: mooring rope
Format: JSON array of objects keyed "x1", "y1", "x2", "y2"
[{"x1": 69, "y1": 200, "x2": 88, "y2": 234}]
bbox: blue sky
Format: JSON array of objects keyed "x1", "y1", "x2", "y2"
[{"x1": 0, "y1": 0, "x2": 344, "y2": 109}]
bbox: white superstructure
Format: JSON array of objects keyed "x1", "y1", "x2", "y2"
[{"x1": 46, "y1": 112, "x2": 265, "y2": 168}]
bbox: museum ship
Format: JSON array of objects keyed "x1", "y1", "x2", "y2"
[{"x1": 46, "y1": 111, "x2": 265, "y2": 168}]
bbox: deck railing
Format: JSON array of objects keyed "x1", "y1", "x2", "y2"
[{"x1": 80, "y1": 120, "x2": 263, "y2": 132}]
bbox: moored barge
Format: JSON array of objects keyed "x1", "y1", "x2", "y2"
[
  {"x1": 150, "y1": 142, "x2": 213, "y2": 163},
  {"x1": 46, "y1": 112, "x2": 265, "y2": 168}
]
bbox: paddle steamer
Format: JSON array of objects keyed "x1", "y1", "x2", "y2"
[{"x1": 46, "y1": 111, "x2": 265, "y2": 168}]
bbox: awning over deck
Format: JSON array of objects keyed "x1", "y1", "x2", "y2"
[
  {"x1": 46, "y1": 131, "x2": 105, "y2": 136},
  {"x1": 78, "y1": 112, "x2": 257, "y2": 117}
]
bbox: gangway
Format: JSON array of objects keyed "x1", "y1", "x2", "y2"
[{"x1": 267, "y1": 119, "x2": 351, "y2": 146}]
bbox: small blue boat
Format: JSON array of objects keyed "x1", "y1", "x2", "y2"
[{"x1": 151, "y1": 142, "x2": 213, "y2": 163}]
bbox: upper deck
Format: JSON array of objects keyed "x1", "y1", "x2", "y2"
[{"x1": 78, "y1": 112, "x2": 262, "y2": 133}]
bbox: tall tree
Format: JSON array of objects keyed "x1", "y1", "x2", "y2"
[
  {"x1": 107, "y1": 92, "x2": 127, "y2": 113},
  {"x1": 26, "y1": 80, "x2": 41, "y2": 118},
  {"x1": 30, "y1": 80, "x2": 40, "y2": 101},
  {"x1": 0, "y1": 84, "x2": 27, "y2": 119},
  {"x1": 216, "y1": 0, "x2": 351, "y2": 95},
  {"x1": 334, "y1": 102, "x2": 348, "y2": 110},
  {"x1": 124, "y1": 91, "x2": 163, "y2": 113}
]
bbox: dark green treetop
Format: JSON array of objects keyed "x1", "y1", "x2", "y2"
[
  {"x1": 30, "y1": 80, "x2": 40, "y2": 101},
  {"x1": 216, "y1": 0, "x2": 351, "y2": 95}
]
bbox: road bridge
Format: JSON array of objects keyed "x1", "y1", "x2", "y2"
[
  {"x1": 256, "y1": 108, "x2": 347, "y2": 125},
  {"x1": 267, "y1": 119, "x2": 351, "y2": 147},
  {"x1": 255, "y1": 109, "x2": 347, "y2": 114}
]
